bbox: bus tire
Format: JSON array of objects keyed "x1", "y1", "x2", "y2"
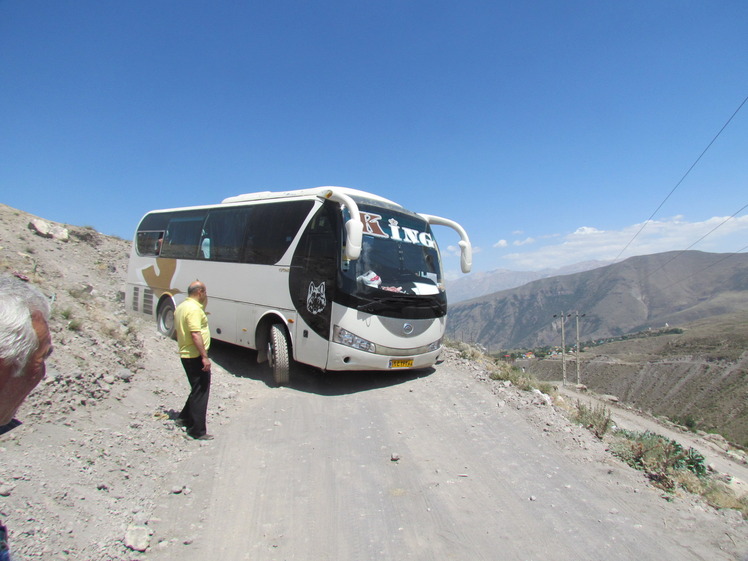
[
  {"x1": 268, "y1": 324, "x2": 290, "y2": 386},
  {"x1": 157, "y1": 299, "x2": 177, "y2": 340}
]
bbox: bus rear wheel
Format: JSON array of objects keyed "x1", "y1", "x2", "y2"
[
  {"x1": 268, "y1": 324, "x2": 290, "y2": 386},
  {"x1": 157, "y1": 299, "x2": 176, "y2": 339}
]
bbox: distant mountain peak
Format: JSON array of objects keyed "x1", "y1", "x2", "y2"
[
  {"x1": 446, "y1": 251, "x2": 748, "y2": 351},
  {"x1": 447, "y1": 260, "x2": 611, "y2": 304}
]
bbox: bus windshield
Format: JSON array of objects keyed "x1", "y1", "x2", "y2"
[{"x1": 341, "y1": 205, "x2": 444, "y2": 297}]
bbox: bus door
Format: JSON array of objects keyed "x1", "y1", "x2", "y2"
[{"x1": 289, "y1": 203, "x2": 338, "y2": 370}]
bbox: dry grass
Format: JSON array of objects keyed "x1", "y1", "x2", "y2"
[
  {"x1": 446, "y1": 340, "x2": 556, "y2": 396},
  {"x1": 572, "y1": 401, "x2": 612, "y2": 439}
]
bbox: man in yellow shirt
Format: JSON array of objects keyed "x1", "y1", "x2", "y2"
[{"x1": 174, "y1": 280, "x2": 213, "y2": 440}]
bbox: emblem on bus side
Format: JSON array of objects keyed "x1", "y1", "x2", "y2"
[{"x1": 307, "y1": 282, "x2": 327, "y2": 315}]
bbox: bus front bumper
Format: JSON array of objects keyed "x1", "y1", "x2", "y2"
[{"x1": 326, "y1": 343, "x2": 443, "y2": 372}]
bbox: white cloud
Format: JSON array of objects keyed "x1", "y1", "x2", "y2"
[
  {"x1": 493, "y1": 239, "x2": 508, "y2": 248},
  {"x1": 494, "y1": 215, "x2": 748, "y2": 271},
  {"x1": 573, "y1": 226, "x2": 603, "y2": 235},
  {"x1": 513, "y1": 237, "x2": 535, "y2": 246}
]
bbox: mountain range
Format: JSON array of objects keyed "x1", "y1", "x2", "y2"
[
  {"x1": 445, "y1": 251, "x2": 748, "y2": 351},
  {"x1": 445, "y1": 260, "x2": 610, "y2": 303}
]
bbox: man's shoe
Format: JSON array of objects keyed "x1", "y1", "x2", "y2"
[{"x1": 190, "y1": 433, "x2": 214, "y2": 440}]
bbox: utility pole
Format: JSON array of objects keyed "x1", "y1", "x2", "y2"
[
  {"x1": 554, "y1": 312, "x2": 567, "y2": 386},
  {"x1": 570, "y1": 311, "x2": 585, "y2": 385},
  {"x1": 561, "y1": 313, "x2": 567, "y2": 386}
]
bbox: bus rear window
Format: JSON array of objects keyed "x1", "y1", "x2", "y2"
[{"x1": 136, "y1": 231, "x2": 164, "y2": 256}]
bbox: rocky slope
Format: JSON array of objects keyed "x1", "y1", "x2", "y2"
[{"x1": 0, "y1": 204, "x2": 242, "y2": 559}]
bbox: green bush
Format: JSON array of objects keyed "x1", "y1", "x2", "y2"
[{"x1": 609, "y1": 430, "x2": 707, "y2": 489}]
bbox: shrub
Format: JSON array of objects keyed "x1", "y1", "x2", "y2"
[
  {"x1": 536, "y1": 381, "x2": 556, "y2": 396},
  {"x1": 609, "y1": 430, "x2": 707, "y2": 490},
  {"x1": 572, "y1": 401, "x2": 612, "y2": 439},
  {"x1": 490, "y1": 364, "x2": 533, "y2": 391}
]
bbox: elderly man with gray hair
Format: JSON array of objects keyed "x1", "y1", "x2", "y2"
[
  {"x1": 0, "y1": 274, "x2": 53, "y2": 428},
  {"x1": 0, "y1": 274, "x2": 53, "y2": 559}
]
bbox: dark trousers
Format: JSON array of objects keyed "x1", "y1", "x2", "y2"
[{"x1": 179, "y1": 357, "x2": 211, "y2": 438}]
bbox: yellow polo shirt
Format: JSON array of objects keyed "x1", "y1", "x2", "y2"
[{"x1": 174, "y1": 297, "x2": 211, "y2": 359}]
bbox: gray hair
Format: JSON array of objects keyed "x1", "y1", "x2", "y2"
[{"x1": 0, "y1": 275, "x2": 51, "y2": 378}]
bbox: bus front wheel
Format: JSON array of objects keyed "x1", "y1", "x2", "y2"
[
  {"x1": 157, "y1": 299, "x2": 176, "y2": 340},
  {"x1": 268, "y1": 324, "x2": 290, "y2": 386}
]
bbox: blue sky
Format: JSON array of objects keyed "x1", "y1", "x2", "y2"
[{"x1": 2, "y1": 1, "x2": 747, "y2": 276}]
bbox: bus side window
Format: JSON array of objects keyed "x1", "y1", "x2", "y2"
[
  {"x1": 241, "y1": 201, "x2": 314, "y2": 265},
  {"x1": 161, "y1": 212, "x2": 206, "y2": 259},
  {"x1": 203, "y1": 207, "x2": 251, "y2": 262}
]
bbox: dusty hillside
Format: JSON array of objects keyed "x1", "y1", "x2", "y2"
[
  {"x1": 0, "y1": 204, "x2": 208, "y2": 560},
  {"x1": 0, "y1": 203, "x2": 143, "y2": 416},
  {"x1": 526, "y1": 314, "x2": 748, "y2": 446}
]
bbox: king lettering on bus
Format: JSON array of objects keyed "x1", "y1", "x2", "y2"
[{"x1": 360, "y1": 213, "x2": 436, "y2": 248}]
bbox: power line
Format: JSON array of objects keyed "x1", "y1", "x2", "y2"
[
  {"x1": 641, "y1": 201, "x2": 748, "y2": 281},
  {"x1": 656, "y1": 243, "x2": 748, "y2": 293},
  {"x1": 613, "y1": 94, "x2": 748, "y2": 263}
]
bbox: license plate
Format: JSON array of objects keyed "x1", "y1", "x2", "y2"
[{"x1": 389, "y1": 359, "x2": 414, "y2": 369}]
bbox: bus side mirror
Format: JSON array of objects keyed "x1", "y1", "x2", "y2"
[
  {"x1": 458, "y1": 240, "x2": 472, "y2": 274},
  {"x1": 417, "y1": 213, "x2": 472, "y2": 274},
  {"x1": 344, "y1": 219, "x2": 363, "y2": 261}
]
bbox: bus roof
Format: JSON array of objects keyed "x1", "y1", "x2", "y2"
[
  {"x1": 137, "y1": 186, "x2": 404, "y2": 227},
  {"x1": 221, "y1": 186, "x2": 398, "y2": 206}
]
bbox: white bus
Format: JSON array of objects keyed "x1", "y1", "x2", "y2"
[{"x1": 125, "y1": 187, "x2": 471, "y2": 385}]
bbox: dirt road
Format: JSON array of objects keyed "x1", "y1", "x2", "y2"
[{"x1": 145, "y1": 345, "x2": 746, "y2": 561}]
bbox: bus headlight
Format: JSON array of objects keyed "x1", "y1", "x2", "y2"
[
  {"x1": 428, "y1": 338, "x2": 442, "y2": 353},
  {"x1": 333, "y1": 326, "x2": 377, "y2": 353}
]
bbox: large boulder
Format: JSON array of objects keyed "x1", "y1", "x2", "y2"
[{"x1": 28, "y1": 218, "x2": 69, "y2": 242}]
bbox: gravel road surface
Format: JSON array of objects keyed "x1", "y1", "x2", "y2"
[{"x1": 144, "y1": 346, "x2": 747, "y2": 561}]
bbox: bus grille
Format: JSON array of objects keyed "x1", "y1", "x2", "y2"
[
  {"x1": 143, "y1": 288, "x2": 154, "y2": 315},
  {"x1": 131, "y1": 287, "x2": 139, "y2": 312}
]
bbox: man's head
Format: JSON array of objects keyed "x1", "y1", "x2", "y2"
[
  {"x1": 0, "y1": 275, "x2": 53, "y2": 425},
  {"x1": 187, "y1": 280, "x2": 208, "y2": 307}
]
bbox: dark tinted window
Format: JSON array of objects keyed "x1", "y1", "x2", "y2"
[
  {"x1": 136, "y1": 231, "x2": 164, "y2": 256},
  {"x1": 136, "y1": 200, "x2": 314, "y2": 264},
  {"x1": 242, "y1": 201, "x2": 314, "y2": 264},
  {"x1": 161, "y1": 211, "x2": 207, "y2": 259},
  {"x1": 138, "y1": 212, "x2": 170, "y2": 231},
  {"x1": 200, "y1": 207, "x2": 251, "y2": 262}
]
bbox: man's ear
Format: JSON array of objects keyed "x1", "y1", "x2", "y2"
[{"x1": 0, "y1": 357, "x2": 9, "y2": 383}]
